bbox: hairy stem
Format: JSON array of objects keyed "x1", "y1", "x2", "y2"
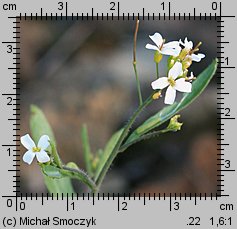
[
  {"x1": 81, "y1": 124, "x2": 93, "y2": 177},
  {"x1": 118, "y1": 129, "x2": 170, "y2": 153},
  {"x1": 61, "y1": 165, "x2": 97, "y2": 193},
  {"x1": 49, "y1": 140, "x2": 63, "y2": 168},
  {"x1": 95, "y1": 94, "x2": 153, "y2": 192}
]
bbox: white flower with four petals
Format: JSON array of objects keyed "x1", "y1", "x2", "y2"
[
  {"x1": 146, "y1": 32, "x2": 181, "y2": 57},
  {"x1": 151, "y1": 62, "x2": 192, "y2": 104},
  {"x1": 179, "y1": 37, "x2": 205, "y2": 62},
  {"x1": 21, "y1": 134, "x2": 51, "y2": 165}
]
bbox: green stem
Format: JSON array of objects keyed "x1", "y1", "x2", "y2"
[
  {"x1": 61, "y1": 165, "x2": 97, "y2": 193},
  {"x1": 118, "y1": 129, "x2": 170, "y2": 153},
  {"x1": 95, "y1": 94, "x2": 153, "y2": 192},
  {"x1": 49, "y1": 140, "x2": 63, "y2": 168},
  {"x1": 81, "y1": 124, "x2": 93, "y2": 177},
  {"x1": 133, "y1": 63, "x2": 143, "y2": 106},
  {"x1": 156, "y1": 63, "x2": 159, "y2": 79}
]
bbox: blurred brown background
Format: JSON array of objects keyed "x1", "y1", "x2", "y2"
[{"x1": 18, "y1": 18, "x2": 218, "y2": 195}]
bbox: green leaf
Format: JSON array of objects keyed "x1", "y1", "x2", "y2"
[
  {"x1": 30, "y1": 105, "x2": 75, "y2": 195},
  {"x1": 81, "y1": 124, "x2": 93, "y2": 177},
  {"x1": 41, "y1": 165, "x2": 65, "y2": 179},
  {"x1": 94, "y1": 128, "x2": 124, "y2": 181},
  {"x1": 41, "y1": 162, "x2": 97, "y2": 192},
  {"x1": 43, "y1": 176, "x2": 75, "y2": 195},
  {"x1": 30, "y1": 105, "x2": 56, "y2": 143},
  {"x1": 125, "y1": 59, "x2": 217, "y2": 144}
]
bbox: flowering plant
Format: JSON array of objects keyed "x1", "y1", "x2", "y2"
[{"x1": 21, "y1": 20, "x2": 217, "y2": 195}]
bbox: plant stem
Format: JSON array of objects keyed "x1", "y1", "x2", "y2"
[
  {"x1": 133, "y1": 18, "x2": 143, "y2": 106},
  {"x1": 61, "y1": 165, "x2": 97, "y2": 193},
  {"x1": 95, "y1": 94, "x2": 153, "y2": 192},
  {"x1": 133, "y1": 63, "x2": 143, "y2": 106},
  {"x1": 49, "y1": 140, "x2": 63, "y2": 168},
  {"x1": 156, "y1": 63, "x2": 159, "y2": 79},
  {"x1": 81, "y1": 124, "x2": 93, "y2": 177},
  {"x1": 118, "y1": 129, "x2": 170, "y2": 153}
]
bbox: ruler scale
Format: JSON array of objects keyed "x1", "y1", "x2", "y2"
[{"x1": 0, "y1": 0, "x2": 236, "y2": 228}]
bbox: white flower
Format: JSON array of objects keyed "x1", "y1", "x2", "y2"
[
  {"x1": 179, "y1": 37, "x2": 205, "y2": 62},
  {"x1": 151, "y1": 62, "x2": 192, "y2": 104},
  {"x1": 146, "y1": 32, "x2": 181, "y2": 57},
  {"x1": 187, "y1": 72, "x2": 195, "y2": 81},
  {"x1": 21, "y1": 134, "x2": 50, "y2": 165}
]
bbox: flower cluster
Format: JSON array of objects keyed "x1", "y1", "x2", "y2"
[{"x1": 146, "y1": 33, "x2": 205, "y2": 104}]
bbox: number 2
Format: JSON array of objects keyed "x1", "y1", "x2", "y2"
[
  {"x1": 110, "y1": 2, "x2": 116, "y2": 10},
  {"x1": 188, "y1": 217, "x2": 200, "y2": 225}
]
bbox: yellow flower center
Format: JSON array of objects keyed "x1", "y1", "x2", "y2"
[
  {"x1": 168, "y1": 77, "x2": 176, "y2": 87},
  {"x1": 32, "y1": 147, "x2": 41, "y2": 152}
]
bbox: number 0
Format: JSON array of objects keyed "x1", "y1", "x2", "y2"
[
  {"x1": 212, "y1": 2, "x2": 218, "y2": 10},
  {"x1": 7, "y1": 199, "x2": 13, "y2": 207}
]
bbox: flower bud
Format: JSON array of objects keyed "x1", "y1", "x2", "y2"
[
  {"x1": 167, "y1": 115, "x2": 183, "y2": 132},
  {"x1": 66, "y1": 162, "x2": 80, "y2": 170},
  {"x1": 154, "y1": 51, "x2": 163, "y2": 63},
  {"x1": 92, "y1": 156, "x2": 99, "y2": 171},
  {"x1": 168, "y1": 57, "x2": 176, "y2": 69},
  {"x1": 152, "y1": 91, "x2": 162, "y2": 100},
  {"x1": 182, "y1": 56, "x2": 192, "y2": 69},
  {"x1": 179, "y1": 48, "x2": 190, "y2": 60},
  {"x1": 183, "y1": 69, "x2": 188, "y2": 78}
]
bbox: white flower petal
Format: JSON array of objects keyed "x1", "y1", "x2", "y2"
[
  {"x1": 165, "y1": 86, "x2": 176, "y2": 105},
  {"x1": 23, "y1": 150, "x2": 35, "y2": 165},
  {"x1": 38, "y1": 135, "x2": 50, "y2": 150},
  {"x1": 184, "y1": 37, "x2": 193, "y2": 49},
  {"x1": 188, "y1": 72, "x2": 194, "y2": 80},
  {"x1": 175, "y1": 78, "x2": 192, "y2": 92},
  {"x1": 163, "y1": 41, "x2": 180, "y2": 49},
  {"x1": 151, "y1": 77, "x2": 169, "y2": 90},
  {"x1": 36, "y1": 150, "x2": 50, "y2": 163},
  {"x1": 191, "y1": 53, "x2": 205, "y2": 62},
  {"x1": 168, "y1": 62, "x2": 183, "y2": 79},
  {"x1": 179, "y1": 39, "x2": 185, "y2": 46},
  {"x1": 161, "y1": 46, "x2": 181, "y2": 57},
  {"x1": 149, "y1": 33, "x2": 163, "y2": 48},
  {"x1": 20, "y1": 134, "x2": 36, "y2": 150},
  {"x1": 145, "y1": 44, "x2": 159, "y2": 51}
]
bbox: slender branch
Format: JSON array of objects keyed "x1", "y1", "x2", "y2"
[
  {"x1": 118, "y1": 129, "x2": 170, "y2": 153},
  {"x1": 49, "y1": 140, "x2": 63, "y2": 168},
  {"x1": 133, "y1": 18, "x2": 143, "y2": 106},
  {"x1": 133, "y1": 19, "x2": 139, "y2": 64},
  {"x1": 61, "y1": 165, "x2": 97, "y2": 193},
  {"x1": 81, "y1": 124, "x2": 93, "y2": 177},
  {"x1": 156, "y1": 63, "x2": 159, "y2": 79},
  {"x1": 94, "y1": 94, "x2": 154, "y2": 192}
]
